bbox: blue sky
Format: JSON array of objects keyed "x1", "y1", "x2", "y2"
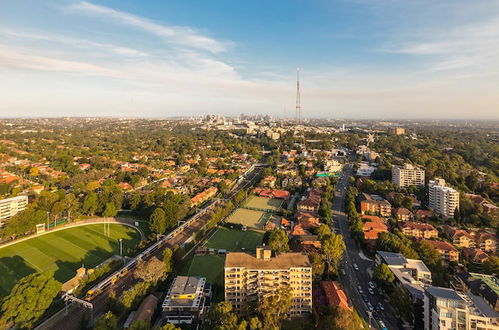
[{"x1": 0, "y1": 0, "x2": 498, "y2": 119}]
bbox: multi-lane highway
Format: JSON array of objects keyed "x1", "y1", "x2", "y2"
[{"x1": 332, "y1": 159, "x2": 399, "y2": 330}]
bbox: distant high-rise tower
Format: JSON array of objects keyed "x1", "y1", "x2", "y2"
[{"x1": 295, "y1": 68, "x2": 301, "y2": 122}]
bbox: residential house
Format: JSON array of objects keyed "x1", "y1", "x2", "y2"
[
  {"x1": 399, "y1": 221, "x2": 438, "y2": 239},
  {"x1": 393, "y1": 207, "x2": 414, "y2": 221},
  {"x1": 422, "y1": 239, "x2": 459, "y2": 263},
  {"x1": 359, "y1": 193, "x2": 392, "y2": 217}
]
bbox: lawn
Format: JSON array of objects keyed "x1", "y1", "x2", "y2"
[
  {"x1": 243, "y1": 195, "x2": 282, "y2": 211},
  {"x1": 204, "y1": 227, "x2": 263, "y2": 252},
  {"x1": 0, "y1": 224, "x2": 141, "y2": 297},
  {"x1": 226, "y1": 208, "x2": 266, "y2": 229}
]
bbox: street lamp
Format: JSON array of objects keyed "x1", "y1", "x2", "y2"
[{"x1": 119, "y1": 238, "x2": 123, "y2": 258}]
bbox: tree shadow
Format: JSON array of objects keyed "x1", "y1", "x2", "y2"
[{"x1": 0, "y1": 255, "x2": 36, "y2": 297}]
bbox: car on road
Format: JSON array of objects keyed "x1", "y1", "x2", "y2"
[
  {"x1": 357, "y1": 286, "x2": 363, "y2": 294},
  {"x1": 378, "y1": 320, "x2": 388, "y2": 330},
  {"x1": 353, "y1": 263, "x2": 359, "y2": 271},
  {"x1": 340, "y1": 268, "x2": 346, "y2": 276},
  {"x1": 368, "y1": 287, "x2": 374, "y2": 295},
  {"x1": 378, "y1": 302, "x2": 385, "y2": 311},
  {"x1": 361, "y1": 294, "x2": 369, "y2": 303},
  {"x1": 367, "y1": 302, "x2": 374, "y2": 311},
  {"x1": 368, "y1": 281, "x2": 375, "y2": 289}
]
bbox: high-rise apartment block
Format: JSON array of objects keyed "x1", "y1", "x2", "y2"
[
  {"x1": 392, "y1": 163, "x2": 425, "y2": 188},
  {"x1": 224, "y1": 246, "x2": 312, "y2": 317},
  {"x1": 424, "y1": 286, "x2": 499, "y2": 330},
  {"x1": 429, "y1": 179, "x2": 459, "y2": 218},
  {"x1": 0, "y1": 195, "x2": 28, "y2": 227}
]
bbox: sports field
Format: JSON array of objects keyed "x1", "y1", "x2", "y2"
[
  {"x1": 204, "y1": 227, "x2": 263, "y2": 252},
  {"x1": 226, "y1": 208, "x2": 266, "y2": 229},
  {"x1": 186, "y1": 254, "x2": 225, "y2": 286},
  {"x1": 243, "y1": 195, "x2": 282, "y2": 211},
  {"x1": 0, "y1": 224, "x2": 141, "y2": 296}
]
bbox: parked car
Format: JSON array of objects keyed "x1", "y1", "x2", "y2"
[
  {"x1": 353, "y1": 263, "x2": 359, "y2": 271},
  {"x1": 368, "y1": 281, "x2": 375, "y2": 289},
  {"x1": 340, "y1": 268, "x2": 346, "y2": 276},
  {"x1": 361, "y1": 294, "x2": 369, "y2": 303},
  {"x1": 378, "y1": 302, "x2": 385, "y2": 311},
  {"x1": 367, "y1": 302, "x2": 374, "y2": 311},
  {"x1": 357, "y1": 286, "x2": 363, "y2": 294},
  {"x1": 378, "y1": 320, "x2": 388, "y2": 330},
  {"x1": 368, "y1": 287, "x2": 374, "y2": 295}
]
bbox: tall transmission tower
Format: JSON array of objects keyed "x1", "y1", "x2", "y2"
[{"x1": 295, "y1": 68, "x2": 301, "y2": 123}]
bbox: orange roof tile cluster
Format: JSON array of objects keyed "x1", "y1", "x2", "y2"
[
  {"x1": 320, "y1": 281, "x2": 352, "y2": 311},
  {"x1": 191, "y1": 186, "x2": 218, "y2": 205}
]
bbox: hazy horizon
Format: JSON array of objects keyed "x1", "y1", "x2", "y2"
[{"x1": 1, "y1": 1, "x2": 499, "y2": 120}]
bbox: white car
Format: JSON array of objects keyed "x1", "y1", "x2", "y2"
[
  {"x1": 368, "y1": 287, "x2": 374, "y2": 295},
  {"x1": 353, "y1": 263, "x2": 359, "y2": 271},
  {"x1": 357, "y1": 286, "x2": 363, "y2": 294}
]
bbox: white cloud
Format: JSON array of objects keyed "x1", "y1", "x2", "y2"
[
  {"x1": 386, "y1": 15, "x2": 499, "y2": 73},
  {"x1": 67, "y1": 1, "x2": 227, "y2": 53},
  {"x1": 0, "y1": 29, "x2": 149, "y2": 57}
]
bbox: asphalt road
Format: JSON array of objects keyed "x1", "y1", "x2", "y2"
[{"x1": 332, "y1": 160, "x2": 399, "y2": 330}]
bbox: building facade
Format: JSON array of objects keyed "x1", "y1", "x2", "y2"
[
  {"x1": 224, "y1": 247, "x2": 312, "y2": 317},
  {"x1": 0, "y1": 195, "x2": 28, "y2": 226},
  {"x1": 424, "y1": 286, "x2": 499, "y2": 330},
  {"x1": 392, "y1": 164, "x2": 425, "y2": 188},
  {"x1": 429, "y1": 179, "x2": 459, "y2": 218},
  {"x1": 162, "y1": 276, "x2": 211, "y2": 325}
]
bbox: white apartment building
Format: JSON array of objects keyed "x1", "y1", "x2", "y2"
[
  {"x1": 357, "y1": 162, "x2": 377, "y2": 177},
  {"x1": 429, "y1": 179, "x2": 459, "y2": 218},
  {"x1": 392, "y1": 163, "x2": 425, "y2": 188},
  {"x1": 424, "y1": 286, "x2": 499, "y2": 330},
  {"x1": 0, "y1": 195, "x2": 28, "y2": 226},
  {"x1": 224, "y1": 246, "x2": 312, "y2": 317}
]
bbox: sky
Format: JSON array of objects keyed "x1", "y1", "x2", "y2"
[{"x1": 0, "y1": 0, "x2": 498, "y2": 120}]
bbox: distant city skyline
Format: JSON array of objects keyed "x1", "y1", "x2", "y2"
[{"x1": 1, "y1": 0, "x2": 498, "y2": 119}]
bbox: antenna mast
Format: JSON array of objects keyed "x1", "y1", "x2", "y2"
[{"x1": 295, "y1": 68, "x2": 301, "y2": 123}]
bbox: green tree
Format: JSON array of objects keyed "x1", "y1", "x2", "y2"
[
  {"x1": 103, "y1": 202, "x2": 117, "y2": 217},
  {"x1": 257, "y1": 288, "x2": 292, "y2": 329},
  {"x1": 93, "y1": 311, "x2": 118, "y2": 330},
  {"x1": 391, "y1": 286, "x2": 413, "y2": 322},
  {"x1": 317, "y1": 223, "x2": 332, "y2": 240},
  {"x1": 150, "y1": 208, "x2": 167, "y2": 234},
  {"x1": 483, "y1": 256, "x2": 499, "y2": 275},
  {"x1": 268, "y1": 229, "x2": 289, "y2": 253},
  {"x1": 208, "y1": 301, "x2": 238, "y2": 329},
  {"x1": 0, "y1": 272, "x2": 61, "y2": 329},
  {"x1": 321, "y1": 233, "x2": 346, "y2": 274},
  {"x1": 134, "y1": 257, "x2": 167, "y2": 283},
  {"x1": 163, "y1": 248, "x2": 173, "y2": 273},
  {"x1": 249, "y1": 317, "x2": 262, "y2": 330},
  {"x1": 129, "y1": 320, "x2": 151, "y2": 330},
  {"x1": 82, "y1": 191, "x2": 98, "y2": 216},
  {"x1": 161, "y1": 323, "x2": 181, "y2": 330},
  {"x1": 373, "y1": 263, "x2": 395, "y2": 289}
]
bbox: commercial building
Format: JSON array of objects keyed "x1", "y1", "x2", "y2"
[
  {"x1": 429, "y1": 178, "x2": 459, "y2": 218},
  {"x1": 376, "y1": 251, "x2": 432, "y2": 328},
  {"x1": 0, "y1": 195, "x2": 28, "y2": 226},
  {"x1": 424, "y1": 286, "x2": 499, "y2": 330},
  {"x1": 224, "y1": 246, "x2": 312, "y2": 317},
  {"x1": 392, "y1": 164, "x2": 425, "y2": 188},
  {"x1": 162, "y1": 276, "x2": 211, "y2": 325}
]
